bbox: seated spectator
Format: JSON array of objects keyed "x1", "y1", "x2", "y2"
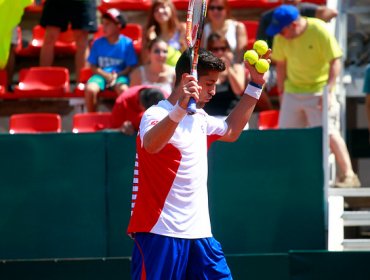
[
  {"x1": 202, "y1": 0, "x2": 247, "y2": 63},
  {"x1": 39, "y1": 0, "x2": 98, "y2": 81},
  {"x1": 111, "y1": 85, "x2": 167, "y2": 135},
  {"x1": 205, "y1": 33, "x2": 245, "y2": 116},
  {"x1": 363, "y1": 64, "x2": 370, "y2": 142},
  {"x1": 130, "y1": 38, "x2": 175, "y2": 94},
  {"x1": 143, "y1": 0, "x2": 186, "y2": 66},
  {"x1": 85, "y1": 8, "x2": 138, "y2": 112}
]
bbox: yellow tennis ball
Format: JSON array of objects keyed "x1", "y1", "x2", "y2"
[
  {"x1": 255, "y1": 59, "x2": 270, "y2": 73},
  {"x1": 253, "y1": 40, "x2": 268, "y2": 56},
  {"x1": 243, "y1": 50, "x2": 259, "y2": 65}
]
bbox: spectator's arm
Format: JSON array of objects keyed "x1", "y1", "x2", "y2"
[
  {"x1": 90, "y1": 65, "x2": 114, "y2": 82},
  {"x1": 117, "y1": 66, "x2": 134, "y2": 77},
  {"x1": 315, "y1": 6, "x2": 338, "y2": 22},
  {"x1": 235, "y1": 21, "x2": 248, "y2": 63},
  {"x1": 129, "y1": 67, "x2": 141, "y2": 87},
  {"x1": 327, "y1": 57, "x2": 341, "y2": 94},
  {"x1": 275, "y1": 60, "x2": 286, "y2": 96},
  {"x1": 227, "y1": 63, "x2": 245, "y2": 95}
]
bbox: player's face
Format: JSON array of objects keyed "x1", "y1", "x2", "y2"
[{"x1": 196, "y1": 70, "x2": 219, "y2": 108}]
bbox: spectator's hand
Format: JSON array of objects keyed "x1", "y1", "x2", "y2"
[
  {"x1": 244, "y1": 49, "x2": 271, "y2": 86},
  {"x1": 221, "y1": 51, "x2": 233, "y2": 71},
  {"x1": 120, "y1": 121, "x2": 136, "y2": 135},
  {"x1": 178, "y1": 73, "x2": 201, "y2": 110},
  {"x1": 147, "y1": 25, "x2": 157, "y2": 41}
]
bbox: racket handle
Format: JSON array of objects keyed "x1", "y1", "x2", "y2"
[{"x1": 187, "y1": 97, "x2": 196, "y2": 115}]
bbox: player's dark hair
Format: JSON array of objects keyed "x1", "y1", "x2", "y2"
[
  {"x1": 174, "y1": 48, "x2": 226, "y2": 87},
  {"x1": 139, "y1": 87, "x2": 165, "y2": 109}
]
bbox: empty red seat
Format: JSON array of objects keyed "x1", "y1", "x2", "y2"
[
  {"x1": 241, "y1": 20, "x2": 259, "y2": 50},
  {"x1": 14, "y1": 67, "x2": 70, "y2": 97},
  {"x1": 93, "y1": 23, "x2": 143, "y2": 55},
  {"x1": 171, "y1": 0, "x2": 189, "y2": 10},
  {"x1": 258, "y1": 110, "x2": 279, "y2": 130},
  {"x1": 99, "y1": 0, "x2": 151, "y2": 11},
  {"x1": 0, "y1": 70, "x2": 7, "y2": 94},
  {"x1": 72, "y1": 112, "x2": 113, "y2": 133},
  {"x1": 17, "y1": 25, "x2": 76, "y2": 57},
  {"x1": 9, "y1": 113, "x2": 62, "y2": 134},
  {"x1": 228, "y1": 0, "x2": 280, "y2": 9}
]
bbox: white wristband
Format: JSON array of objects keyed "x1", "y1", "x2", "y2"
[
  {"x1": 168, "y1": 103, "x2": 187, "y2": 123},
  {"x1": 244, "y1": 82, "x2": 263, "y2": 100}
]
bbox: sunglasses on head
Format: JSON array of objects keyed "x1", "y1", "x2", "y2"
[
  {"x1": 208, "y1": 5, "x2": 224, "y2": 11},
  {"x1": 210, "y1": 46, "x2": 227, "y2": 52},
  {"x1": 153, "y1": 49, "x2": 168, "y2": 54}
]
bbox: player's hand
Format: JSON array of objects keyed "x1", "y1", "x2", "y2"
[
  {"x1": 178, "y1": 73, "x2": 201, "y2": 110},
  {"x1": 244, "y1": 49, "x2": 271, "y2": 86}
]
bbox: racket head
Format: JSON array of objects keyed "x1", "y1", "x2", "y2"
[{"x1": 185, "y1": 0, "x2": 207, "y2": 48}]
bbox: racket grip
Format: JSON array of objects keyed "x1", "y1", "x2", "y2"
[{"x1": 186, "y1": 97, "x2": 196, "y2": 115}]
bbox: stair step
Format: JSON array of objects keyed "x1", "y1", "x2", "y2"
[
  {"x1": 329, "y1": 187, "x2": 370, "y2": 197},
  {"x1": 342, "y1": 211, "x2": 370, "y2": 226},
  {"x1": 342, "y1": 239, "x2": 370, "y2": 251}
]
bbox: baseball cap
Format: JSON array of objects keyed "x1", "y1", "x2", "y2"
[
  {"x1": 266, "y1": 5, "x2": 299, "y2": 36},
  {"x1": 102, "y1": 8, "x2": 127, "y2": 29}
]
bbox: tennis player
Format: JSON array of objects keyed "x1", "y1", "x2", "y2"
[{"x1": 127, "y1": 48, "x2": 269, "y2": 279}]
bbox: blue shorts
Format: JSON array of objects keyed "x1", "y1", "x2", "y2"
[{"x1": 131, "y1": 233, "x2": 232, "y2": 280}]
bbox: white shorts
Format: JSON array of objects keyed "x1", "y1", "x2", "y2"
[{"x1": 278, "y1": 92, "x2": 340, "y2": 134}]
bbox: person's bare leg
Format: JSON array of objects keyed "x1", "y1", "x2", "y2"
[
  {"x1": 73, "y1": 30, "x2": 89, "y2": 82},
  {"x1": 40, "y1": 26, "x2": 60, "y2": 66},
  {"x1": 330, "y1": 132, "x2": 361, "y2": 187},
  {"x1": 85, "y1": 83, "x2": 100, "y2": 112}
]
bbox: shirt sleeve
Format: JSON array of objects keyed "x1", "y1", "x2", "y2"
[
  {"x1": 124, "y1": 39, "x2": 138, "y2": 67},
  {"x1": 205, "y1": 114, "x2": 228, "y2": 136},
  {"x1": 139, "y1": 105, "x2": 168, "y2": 144},
  {"x1": 111, "y1": 97, "x2": 128, "y2": 128},
  {"x1": 87, "y1": 40, "x2": 99, "y2": 66},
  {"x1": 271, "y1": 35, "x2": 286, "y2": 62}
]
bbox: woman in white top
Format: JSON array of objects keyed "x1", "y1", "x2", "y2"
[
  {"x1": 130, "y1": 38, "x2": 175, "y2": 94},
  {"x1": 202, "y1": 0, "x2": 247, "y2": 63}
]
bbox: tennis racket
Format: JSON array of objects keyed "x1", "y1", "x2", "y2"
[{"x1": 185, "y1": 0, "x2": 207, "y2": 114}]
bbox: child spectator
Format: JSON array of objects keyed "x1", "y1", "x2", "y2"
[
  {"x1": 130, "y1": 38, "x2": 175, "y2": 94},
  {"x1": 111, "y1": 85, "x2": 167, "y2": 135},
  {"x1": 85, "y1": 8, "x2": 138, "y2": 112}
]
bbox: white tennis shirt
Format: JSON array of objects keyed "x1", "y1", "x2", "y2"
[{"x1": 127, "y1": 100, "x2": 228, "y2": 239}]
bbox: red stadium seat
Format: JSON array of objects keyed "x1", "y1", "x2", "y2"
[
  {"x1": 93, "y1": 23, "x2": 143, "y2": 55},
  {"x1": 258, "y1": 110, "x2": 279, "y2": 130},
  {"x1": 228, "y1": 0, "x2": 280, "y2": 9},
  {"x1": 241, "y1": 20, "x2": 259, "y2": 50},
  {"x1": 9, "y1": 113, "x2": 62, "y2": 134},
  {"x1": 0, "y1": 70, "x2": 7, "y2": 95},
  {"x1": 171, "y1": 0, "x2": 189, "y2": 10},
  {"x1": 98, "y1": 0, "x2": 151, "y2": 11},
  {"x1": 17, "y1": 25, "x2": 76, "y2": 57},
  {"x1": 72, "y1": 112, "x2": 113, "y2": 133},
  {"x1": 25, "y1": 0, "x2": 45, "y2": 12},
  {"x1": 14, "y1": 67, "x2": 70, "y2": 97}
]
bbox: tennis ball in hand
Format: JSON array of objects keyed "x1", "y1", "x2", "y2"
[
  {"x1": 243, "y1": 50, "x2": 259, "y2": 65},
  {"x1": 255, "y1": 59, "x2": 270, "y2": 73},
  {"x1": 253, "y1": 40, "x2": 268, "y2": 56}
]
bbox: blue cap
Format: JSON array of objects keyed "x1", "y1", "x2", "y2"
[{"x1": 266, "y1": 5, "x2": 299, "y2": 36}]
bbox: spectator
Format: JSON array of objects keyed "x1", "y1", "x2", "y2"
[
  {"x1": 363, "y1": 64, "x2": 370, "y2": 142},
  {"x1": 268, "y1": 5, "x2": 361, "y2": 188},
  {"x1": 39, "y1": 0, "x2": 98, "y2": 81},
  {"x1": 205, "y1": 33, "x2": 245, "y2": 116},
  {"x1": 111, "y1": 85, "x2": 167, "y2": 135},
  {"x1": 84, "y1": 8, "x2": 138, "y2": 112},
  {"x1": 202, "y1": 0, "x2": 247, "y2": 63},
  {"x1": 143, "y1": 0, "x2": 186, "y2": 66},
  {"x1": 130, "y1": 38, "x2": 175, "y2": 94},
  {"x1": 257, "y1": 0, "x2": 338, "y2": 48}
]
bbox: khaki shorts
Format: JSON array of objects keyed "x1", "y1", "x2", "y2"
[{"x1": 278, "y1": 92, "x2": 340, "y2": 134}]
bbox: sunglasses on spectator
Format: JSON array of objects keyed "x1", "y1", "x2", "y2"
[
  {"x1": 208, "y1": 6, "x2": 224, "y2": 11},
  {"x1": 209, "y1": 46, "x2": 228, "y2": 52},
  {"x1": 153, "y1": 49, "x2": 168, "y2": 54}
]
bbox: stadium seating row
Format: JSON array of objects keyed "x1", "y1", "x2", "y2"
[
  {"x1": 8, "y1": 112, "x2": 113, "y2": 134},
  {"x1": 7, "y1": 110, "x2": 279, "y2": 134},
  {"x1": 26, "y1": 0, "x2": 326, "y2": 12}
]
